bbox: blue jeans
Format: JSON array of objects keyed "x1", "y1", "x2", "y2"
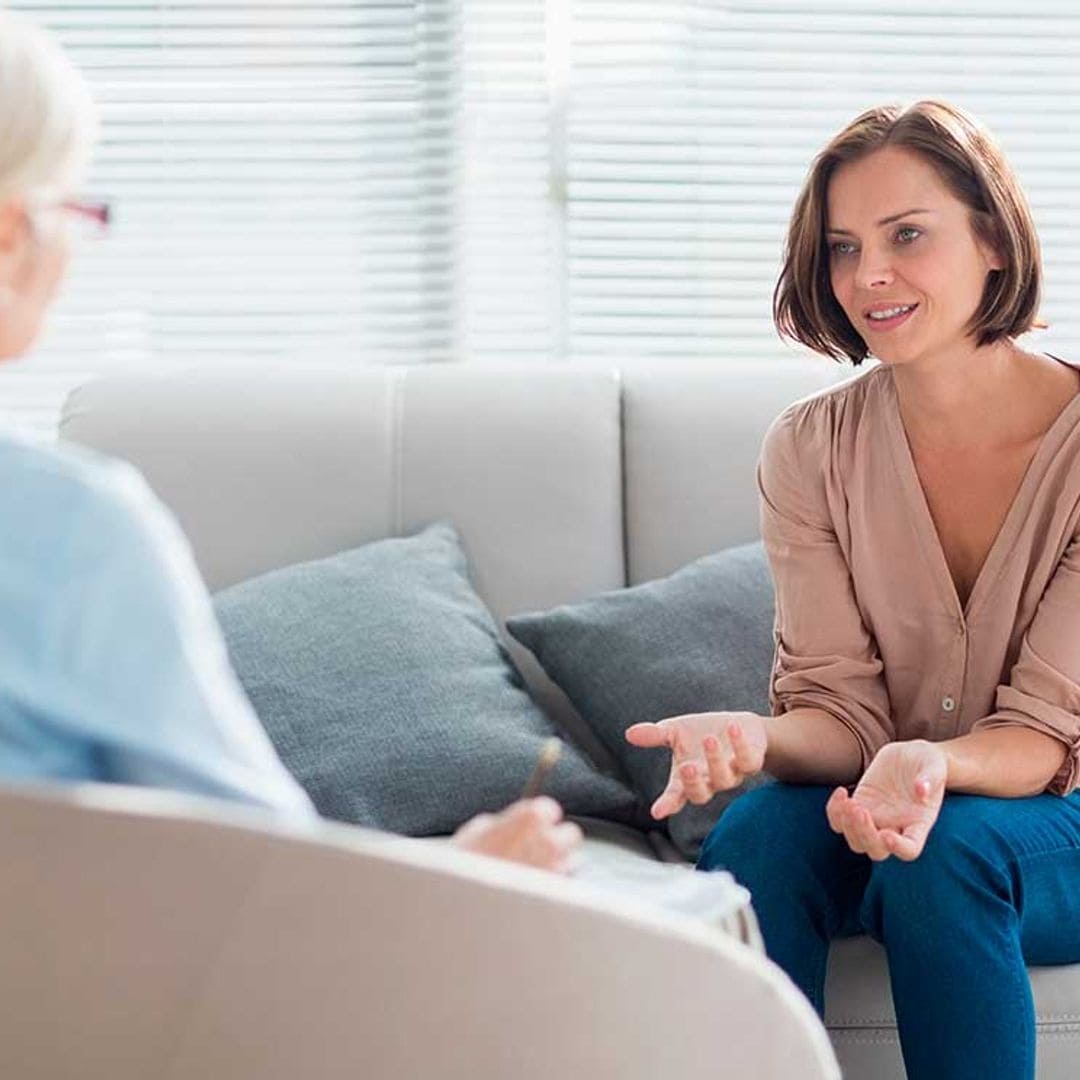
[{"x1": 697, "y1": 782, "x2": 1080, "y2": 1080}]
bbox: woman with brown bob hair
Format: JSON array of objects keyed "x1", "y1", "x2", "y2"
[{"x1": 628, "y1": 100, "x2": 1080, "y2": 1079}]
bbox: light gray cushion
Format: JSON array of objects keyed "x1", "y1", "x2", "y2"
[
  {"x1": 507, "y1": 542, "x2": 775, "y2": 859},
  {"x1": 213, "y1": 522, "x2": 640, "y2": 835}
]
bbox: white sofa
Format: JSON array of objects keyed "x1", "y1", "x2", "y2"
[{"x1": 48, "y1": 360, "x2": 1080, "y2": 1078}]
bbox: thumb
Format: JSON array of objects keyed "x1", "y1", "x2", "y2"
[{"x1": 625, "y1": 722, "x2": 671, "y2": 747}]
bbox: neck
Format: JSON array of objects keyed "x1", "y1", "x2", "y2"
[{"x1": 889, "y1": 338, "x2": 1023, "y2": 450}]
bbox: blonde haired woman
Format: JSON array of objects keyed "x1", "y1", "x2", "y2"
[
  {"x1": 629, "y1": 100, "x2": 1080, "y2": 1079},
  {"x1": 0, "y1": 11, "x2": 580, "y2": 872}
]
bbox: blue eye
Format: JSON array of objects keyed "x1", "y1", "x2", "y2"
[
  {"x1": 896, "y1": 226, "x2": 921, "y2": 244},
  {"x1": 829, "y1": 240, "x2": 856, "y2": 257}
]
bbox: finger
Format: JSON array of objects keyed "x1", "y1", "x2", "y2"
[
  {"x1": 522, "y1": 799, "x2": 565, "y2": 820},
  {"x1": 727, "y1": 722, "x2": 758, "y2": 773},
  {"x1": 837, "y1": 799, "x2": 871, "y2": 854},
  {"x1": 625, "y1": 722, "x2": 672, "y2": 748},
  {"x1": 679, "y1": 759, "x2": 713, "y2": 804},
  {"x1": 452, "y1": 812, "x2": 494, "y2": 846},
  {"x1": 881, "y1": 829, "x2": 921, "y2": 861},
  {"x1": 672, "y1": 726, "x2": 693, "y2": 768},
  {"x1": 704, "y1": 734, "x2": 737, "y2": 791},
  {"x1": 825, "y1": 787, "x2": 848, "y2": 834},
  {"x1": 850, "y1": 803, "x2": 890, "y2": 860},
  {"x1": 651, "y1": 778, "x2": 687, "y2": 820},
  {"x1": 509, "y1": 796, "x2": 562, "y2": 825},
  {"x1": 895, "y1": 818, "x2": 933, "y2": 860},
  {"x1": 838, "y1": 802, "x2": 867, "y2": 854},
  {"x1": 551, "y1": 820, "x2": 584, "y2": 851}
]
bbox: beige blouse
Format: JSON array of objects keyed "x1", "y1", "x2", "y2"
[{"x1": 760, "y1": 361, "x2": 1080, "y2": 796}]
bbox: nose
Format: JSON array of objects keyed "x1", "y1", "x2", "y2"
[{"x1": 854, "y1": 246, "x2": 894, "y2": 290}]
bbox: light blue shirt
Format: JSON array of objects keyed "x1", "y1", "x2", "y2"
[{"x1": 0, "y1": 430, "x2": 315, "y2": 818}]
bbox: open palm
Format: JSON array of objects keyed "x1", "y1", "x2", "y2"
[{"x1": 827, "y1": 740, "x2": 948, "y2": 861}]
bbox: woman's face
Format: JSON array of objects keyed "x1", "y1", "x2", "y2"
[
  {"x1": 825, "y1": 145, "x2": 1004, "y2": 367},
  {"x1": 0, "y1": 199, "x2": 73, "y2": 362}
]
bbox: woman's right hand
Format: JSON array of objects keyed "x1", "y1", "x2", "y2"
[{"x1": 625, "y1": 712, "x2": 769, "y2": 819}]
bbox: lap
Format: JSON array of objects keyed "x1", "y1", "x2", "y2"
[
  {"x1": 885, "y1": 789, "x2": 1080, "y2": 965},
  {"x1": 701, "y1": 783, "x2": 1080, "y2": 957},
  {"x1": 926, "y1": 789, "x2": 1080, "y2": 858},
  {"x1": 698, "y1": 781, "x2": 871, "y2": 931}
]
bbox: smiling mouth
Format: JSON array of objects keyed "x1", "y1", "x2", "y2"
[
  {"x1": 859, "y1": 302, "x2": 920, "y2": 330},
  {"x1": 865, "y1": 303, "x2": 918, "y2": 327}
]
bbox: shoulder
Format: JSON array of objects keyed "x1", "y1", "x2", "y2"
[
  {"x1": 0, "y1": 433, "x2": 171, "y2": 574},
  {"x1": 761, "y1": 363, "x2": 888, "y2": 474}
]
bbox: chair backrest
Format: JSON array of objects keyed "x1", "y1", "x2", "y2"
[{"x1": 0, "y1": 782, "x2": 840, "y2": 1080}]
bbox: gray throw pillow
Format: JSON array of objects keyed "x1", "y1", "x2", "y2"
[
  {"x1": 506, "y1": 542, "x2": 775, "y2": 860},
  {"x1": 214, "y1": 522, "x2": 639, "y2": 835}
]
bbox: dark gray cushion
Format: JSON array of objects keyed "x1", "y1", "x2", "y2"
[
  {"x1": 506, "y1": 542, "x2": 775, "y2": 860},
  {"x1": 214, "y1": 522, "x2": 639, "y2": 835}
]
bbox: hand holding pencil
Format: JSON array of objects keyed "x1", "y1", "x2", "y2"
[{"x1": 451, "y1": 738, "x2": 584, "y2": 873}]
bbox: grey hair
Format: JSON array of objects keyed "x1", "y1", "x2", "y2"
[{"x1": 0, "y1": 10, "x2": 97, "y2": 201}]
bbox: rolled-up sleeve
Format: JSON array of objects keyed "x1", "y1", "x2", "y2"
[
  {"x1": 759, "y1": 406, "x2": 894, "y2": 770},
  {"x1": 973, "y1": 529, "x2": 1080, "y2": 796}
]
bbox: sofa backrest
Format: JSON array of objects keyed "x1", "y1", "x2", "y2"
[
  {"x1": 60, "y1": 361, "x2": 838, "y2": 603},
  {"x1": 60, "y1": 360, "x2": 840, "y2": 748}
]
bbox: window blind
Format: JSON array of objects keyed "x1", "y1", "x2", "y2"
[
  {"x1": 456, "y1": 0, "x2": 561, "y2": 362},
  {"x1": 1, "y1": 0, "x2": 461, "y2": 440},
  {"x1": 4, "y1": 1, "x2": 1080, "y2": 440},
  {"x1": 564, "y1": 0, "x2": 1080, "y2": 364}
]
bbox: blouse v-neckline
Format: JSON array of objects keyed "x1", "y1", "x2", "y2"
[{"x1": 883, "y1": 358, "x2": 1080, "y2": 623}]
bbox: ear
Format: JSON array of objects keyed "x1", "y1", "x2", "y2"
[
  {"x1": 0, "y1": 201, "x2": 25, "y2": 251},
  {"x1": 0, "y1": 201, "x2": 27, "y2": 289}
]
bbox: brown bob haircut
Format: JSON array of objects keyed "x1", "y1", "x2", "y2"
[{"x1": 773, "y1": 99, "x2": 1042, "y2": 365}]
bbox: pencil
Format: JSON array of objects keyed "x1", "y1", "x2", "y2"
[{"x1": 521, "y1": 737, "x2": 562, "y2": 798}]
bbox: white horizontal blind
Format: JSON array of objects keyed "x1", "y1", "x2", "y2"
[
  {"x1": 0, "y1": 0, "x2": 461, "y2": 440},
  {"x1": 566, "y1": 0, "x2": 1080, "y2": 363},
  {"x1": 456, "y1": 0, "x2": 560, "y2": 362},
  {"x1": 5, "y1": 2, "x2": 1080, "y2": 438}
]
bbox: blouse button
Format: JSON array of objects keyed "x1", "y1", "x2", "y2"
[{"x1": 942, "y1": 696, "x2": 956, "y2": 712}]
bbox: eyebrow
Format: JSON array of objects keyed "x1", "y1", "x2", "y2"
[{"x1": 826, "y1": 208, "x2": 934, "y2": 236}]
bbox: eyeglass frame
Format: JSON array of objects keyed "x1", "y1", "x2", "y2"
[
  {"x1": 23, "y1": 196, "x2": 112, "y2": 239},
  {"x1": 57, "y1": 197, "x2": 112, "y2": 232}
]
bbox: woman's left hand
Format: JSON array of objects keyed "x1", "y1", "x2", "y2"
[{"x1": 826, "y1": 739, "x2": 948, "y2": 861}]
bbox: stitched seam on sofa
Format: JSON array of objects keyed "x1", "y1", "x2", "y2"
[
  {"x1": 829, "y1": 1018, "x2": 896, "y2": 1028},
  {"x1": 829, "y1": 1011, "x2": 1080, "y2": 1027},
  {"x1": 828, "y1": 1032, "x2": 901, "y2": 1046}
]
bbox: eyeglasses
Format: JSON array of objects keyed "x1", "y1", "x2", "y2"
[
  {"x1": 27, "y1": 196, "x2": 112, "y2": 243},
  {"x1": 60, "y1": 198, "x2": 111, "y2": 233},
  {"x1": 58, "y1": 197, "x2": 112, "y2": 242}
]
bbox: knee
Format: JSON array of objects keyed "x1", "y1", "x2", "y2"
[{"x1": 860, "y1": 796, "x2": 1007, "y2": 938}]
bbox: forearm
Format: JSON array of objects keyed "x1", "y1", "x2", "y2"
[
  {"x1": 941, "y1": 726, "x2": 1068, "y2": 797},
  {"x1": 763, "y1": 707, "x2": 864, "y2": 785}
]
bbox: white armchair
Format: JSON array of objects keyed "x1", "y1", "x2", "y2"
[{"x1": 0, "y1": 783, "x2": 839, "y2": 1079}]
